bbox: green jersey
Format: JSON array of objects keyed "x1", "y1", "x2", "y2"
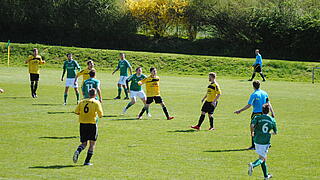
[
  {"x1": 251, "y1": 114, "x2": 277, "y2": 145},
  {"x1": 63, "y1": 60, "x2": 80, "y2": 78},
  {"x1": 117, "y1": 59, "x2": 131, "y2": 76},
  {"x1": 82, "y1": 78, "x2": 100, "y2": 99},
  {"x1": 127, "y1": 74, "x2": 147, "y2": 91}
]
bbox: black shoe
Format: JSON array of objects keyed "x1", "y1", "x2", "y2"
[
  {"x1": 247, "y1": 146, "x2": 255, "y2": 150},
  {"x1": 124, "y1": 97, "x2": 129, "y2": 100},
  {"x1": 83, "y1": 162, "x2": 93, "y2": 166},
  {"x1": 114, "y1": 96, "x2": 121, "y2": 100},
  {"x1": 263, "y1": 79, "x2": 266, "y2": 82}
]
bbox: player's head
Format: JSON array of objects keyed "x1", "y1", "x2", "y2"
[
  {"x1": 209, "y1": 72, "x2": 216, "y2": 81},
  {"x1": 253, "y1": 80, "x2": 260, "y2": 90},
  {"x1": 262, "y1": 103, "x2": 270, "y2": 114},
  {"x1": 88, "y1": 88, "x2": 97, "y2": 98},
  {"x1": 119, "y1": 53, "x2": 125, "y2": 60},
  {"x1": 33, "y1": 48, "x2": 38, "y2": 56},
  {"x1": 67, "y1": 53, "x2": 72, "y2": 60},
  {"x1": 150, "y1": 67, "x2": 157, "y2": 75},
  {"x1": 89, "y1": 70, "x2": 96, "y2": 78},
  {"x1": 87, "y1": 60, "x2": 94, "y2": 69},
  {"x1": 255, "y1": 49, "x2": 259, "y2": 55},
  {"x1": 136, "y1": 67, "x2": 142, "y2": 74}
]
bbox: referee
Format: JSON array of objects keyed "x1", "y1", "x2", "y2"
[
  {"x1": 249, "y1": 49, "x2": 266, "y2": 82},
  {"x1": 73, "y1": 88, "x2": 103, "y2": 165}
]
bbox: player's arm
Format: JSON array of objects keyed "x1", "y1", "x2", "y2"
[
  {"x1": 96, "y1": 103, "x2": 104, "y2": 118},
  {"x1": 212, "y1": 94, "x2": 221, "y2": 106},
  {"x1": 75, "y1": 103, "x2": 80, "y2": 115},
  {"x1": 74, "y1": 70, "x2": 83, "y2": 85},
  {"x1": 267, "y1": 101, "x2": 275, "y2": 117},
  {"x1": 234, "y1": 104, "x2": 252, "y2": 114},
  {"x1": 138, "y1": 78, "x2": 147, "y2": 85},
  {"x1": 201, "y1": 94, "x2": 207, "y2": 103},
  {"x1": 112, "y1": 63, "x2": 120, "y2": 75},
  {"x1": 61, "y1": 62, "x2": 66, "y2": 81},
  {"x1": 25, "y1": 56, "x2": 31, "y2": 64},
  {"x1": 250, "y1": 124, "x2": 255, "y2": 136},
  {"x1": 97, "y1": 82, "x2": 102, "y2": 103},
  {"x1": 39, "y1": 57, "x2": 45, "y2": 64}
]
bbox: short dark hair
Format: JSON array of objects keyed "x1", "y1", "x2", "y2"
[
  {"x1": 136, "y1": 67, "x2": 142, "y2": 71},
  {"x1": 253, "y1": 80, "x2": 260, "y2": 89},
  {"x1": 262, "y1": 103, "x2": 270, "y2": 114},
  {"x1": 89, "y1": 70, "x2": 96, "y2": 77},
  {"x1": 66, "y1": 53, "x2": 72, "y2": 57},
  {"x1": 209, "y1": 72, "x2": 216, "y2": 78},
  {"x1": 88, "y1": 88, "x2": 96, "y2": 97},
  {"x1": 87, "y1": 60, "x2": 93, "y2": 65},
  {"x1": 150, "y1": 67, "x2": 156, "y2": 73}
]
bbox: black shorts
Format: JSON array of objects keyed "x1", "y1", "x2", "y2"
[
  {"x1": 201, "y1": 101, "x2": 218, "y2": 114},
  {"x1": 80, "y1": 123, "x2": 98, "y2": 142},
  {"x1": 253, "y1": 64, "x2": 262, "y2": 73},
  {"x1": 251, "y1": 112, "x2": 262, "y2": 120},
  {"x1": 146, "y1": 96, "x2": 163, "y2": 104},
  {"x1": 30, "y1": 73, "x2": 39, "y2": 81}
]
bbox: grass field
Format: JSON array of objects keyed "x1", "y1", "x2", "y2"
[{"x1": 0, "y1": 67, "x2": 319, "y2": 179}]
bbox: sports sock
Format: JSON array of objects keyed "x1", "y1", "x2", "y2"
[
  {"x1": 138, "y1": 107, "x2": 146, "y2": 117},
  {"x1": 64, "y1": 93, "x2": 68, "y2": 103},
  {"x1": 250, "y1": 73, "x2": 256, "y2": 80},
  {"x1": 251, "y1": 137, "x2": 255, "y2": 148},
  {"x1": 162, "y1": 106, "x2": 170, "y2": 119},
  {"x1": 84, "y1": 150, "x2": 93, "y2": 164},
  {"x1": 30, "y1": 82, "x2": 34, "y2": 95},
  {"x1": 125, "y1": 102, "x2": 133, "y2": 110},
  {"x1": 261, "y1": 161, "x2": 268, "y2": 177},
  {"x1": 197, "y1": 114, "x2": 205, "y2": 127},
  {"x1": 252, "y1": 159, "x2": 263, "y2": 168},
  {"x1": 76, "y1": 145, "x2": 85, "y2": 154},
  {"x1": 146, "y1": 106, "x2": 149, "y2": 114},
  {"x1": 34, "y1": 81, "x2": 38, "y2": 94},
  {"x1": 117, "y1": 87, "x2": 122, "y2": 97},
  {"x1": 209, "y1": 116, "x2": 214, "y2": 128},
  {"x1": 76, "y1": 92, "x2": 80, "y2": 101},
  {"x1": 260, "y1": 72, "x2": 266, "y2": 81},
  {"x1": 124, "y1": 88, "x2": 129, "y2": 98}
]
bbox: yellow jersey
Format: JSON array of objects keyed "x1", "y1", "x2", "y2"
[
  {"x1": 26, "y1": 55, "x2": 45, "y2": 74},
  {"x1": 206, "y1": 82, "x2": 221, "y2": 102},
  {"x1": 77, "y1": 68, "x2": 95, "y2": 84},
  {"x1": 139, "y1": 75, "x2": 160, "y2": 97},
  {"x1": 75, "y1": 98, "x2": 103, "y2": 124}
]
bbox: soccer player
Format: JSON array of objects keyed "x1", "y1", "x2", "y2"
[
  {"x1": 74, "y1": 60, "x2": 95, "y2": 95},
  {"x1": 112, "y1": 53, "x2": 132, "y2": 100},
  {"x1": 191, "y1": 72, "x2": 221, "y2": 130},
  {"x1": 137, "y1": 67, "x2": 174, "y2": 120},
  {"x1": 247, "y1": 104, "x2": 277, "y2": 180},
  {"x1": 249, "y1": 49, "x2": 266, "y2": 81},
  {"x1": 82, "y1": 70, "x2": 102, "y2": 103},
  {"x1": 61, "y1": 53, "x2": 81, "y2": 105},
  {"x1": 73, "y1": 88, "x2": 103, "y2": 166},
  {"x1": 25, "y1": 48, "x2": 45, "y2": 98},
  {"x1": 122, "y1": 67, "x2": 148, "y2": 115},
  {"x1": 234, "y1": 80, "x2": 275, "y2": 150}
]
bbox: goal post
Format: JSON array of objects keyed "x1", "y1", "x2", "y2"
[{"x1": 312, "y1": 67, "x2": 320, "y2": 84}]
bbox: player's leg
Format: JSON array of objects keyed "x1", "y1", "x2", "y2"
[
  {"x1": 114, "y1": 83, "x2": 122, "y2": 99},
  {"x1": 259, "y1": 72, "x2": 266, "y2": 81},
  {"x1": 208, "y1": 102, "x2": 217, "y2": 130},
  {"x1": 64, "y1": 86, "x2": 69, "y2": 105},
  {"x1": 208, "y1": 113, "x2": 215, "y2": 130},
  {"x1": 30, "y1": 80, "x2": 35, "y2": 98},
  {"x1": 122, "y1": 84, "x2": 129, "y2": 99},
  {"x1": 192, "y1": 111, "x2": 206, "y2": 130},
  {"x1": 138, "y1": 91, "x2": 150, "y2": 117},
  {"x1": 138, "y1": 97, "x2": 152, "y2": 119},
  {"x1": 159, "y1": 99, "x2": 174, "y2": 120},
  {"x1": 73, "y1": 141, "x2": 87, "y2": 163},
  {"x1": 33, "y1": 80, "x2": 38, "y2": 97},
  {"x1": 84, "y1": 140, "x2": 96, "y2": 165},
  {"x1": 74, "y1": 87, "x2": 80, "y2": 104},
  {"x1": 123, "y1": 95, "x2": 136, "y2": 114}
]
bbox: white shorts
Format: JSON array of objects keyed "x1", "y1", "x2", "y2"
[
  {"x1": 118, "y1": 76, "x2": 127, "y2": 85},
  {"x1": 130, "y1": 90, "x2": 146, "y2": 100},
  {"x1": 255, "y1": 143, "x2": 270, "y2": 158},
  {"x1": 66, "y1": 78, "x2": 78, "y2": 88}
]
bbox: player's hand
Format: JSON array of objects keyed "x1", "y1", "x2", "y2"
[
  {"x1": 61, "y1": 78, "x2": 63, "y2": 81},
  {"x1": 138, "y1": 82, "x2": 142, "y2": 85},
  {"x1": 0, "y1": 88, "x2": 4, "y2": 93},
  {"x1": 99, "y1": 99, "x2": 103, "y2": 103},
  {"x1": 212, "y1": 101, "x2": 217, "y2": 107},
  {"x1": 201, "y1": 99, "x2": 205, "y2": 103},
  {"x1": 251, "y1": 132, "x2": 255, "y2": 137},
  {"x1": 234, "y1": 110, "x2": 241, "y2": 114},
  {"x1": 271, "y1": 113, "x2": 275, "y2": 118},
  {"x1": 112, "y1": 72, "x2": 115, "y2": 75}
]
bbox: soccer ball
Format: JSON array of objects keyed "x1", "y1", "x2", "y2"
[{"x1": 0, "y1": 88, "x2": 4, "y2": 93}]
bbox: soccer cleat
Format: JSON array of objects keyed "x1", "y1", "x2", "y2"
[
  {"x1": 147, "y1": 113, "x2": 152, "y2": 117},
  {"x1": 114, "y1": 96, "x2": 121, "y2": 100},
  {"x1": 191, "y1": 125, "x2": 200, "y2": 130},
  {"x1": 248, "y1": 163, "x2": 253, "y2": 176},
  {"x1": 73, "y1": 151, "x2": 79, "y2": 163},
  {"x1": 263, "y1": 79, "x2": 266, "y2": 82},
  {"x1": 122, "y1": 107, "x2": 127, "y2": 115},
  {"x1": 137, "y1": 115, "x2": 143, "y2": 120},
  {"x1": 124, "y1": 97, "x2": 129, "y2": 100},
  {"x1": 208, "y1": 127, "x2": 215, "y2": 131},
  {"x1": 34, "y1": 93, "x2": 38, "y2": 98},
  {"x1": 167, "y1": 117, "x2": 174, "y2": 120},
  {"x1": 83, "y1": 162, "x2": 93, "y2": 166},
  {"x1": 63, "y1": 103, "x2": 67, "y2": 106},
  {"x1": 264, "y1": 174, "x2": 273, "y2": 180},
  {"x1": 247, "y1": 146, "x2": 255, "y2": 150}
]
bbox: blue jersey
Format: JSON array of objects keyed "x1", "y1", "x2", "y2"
[
  {"x1": 82, "y1": 78, "x2": 100, "y2": 99},
  {"x1": 248, "y1": 89, "x2": 269, "y2": 113},
  {"x1": 254, "y1": 54, "x2": 262, "y2": 66}
]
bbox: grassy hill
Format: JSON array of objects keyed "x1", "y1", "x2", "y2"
[{"x1": 1, "y1": 42, "x2": 319, "y2": 82}]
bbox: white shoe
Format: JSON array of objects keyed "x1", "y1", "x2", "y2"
[
  {"x1": 248, "y1": 163, "x2": 253, "y2": 176},
  {"x1": 73, "y1": 151, "x2": 79, "y2": 163},
  {"x1": 63, "y1": 103, "x2": 67, "y2": 106},
  {"x1": 147, "y1": 113, "x2": 152, "y2": 117},
  {"x1": 264, "y1": 174, "x2": 273, "y2": 180},
  {"x1": 122, "y1": 108, "x2": 127, "y2": 115}
]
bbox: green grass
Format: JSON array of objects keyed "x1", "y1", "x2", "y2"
[
  {"x1": 0, "y1": 66, "x2": 319, "y2": 179},
  {"x1": 1, "y1": 42, "x2": 320, "y2": 82}
]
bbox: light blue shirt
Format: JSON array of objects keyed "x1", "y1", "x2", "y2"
[
  {"x1": 248, "y1": 89, "x2": 269, "y2": 113},
  {"x1": 254, "y1": 54, "x2": 262, "y2": 66}
]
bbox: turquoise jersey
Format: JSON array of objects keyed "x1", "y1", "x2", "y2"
[
  {"x1": 63, "y1": 59, "x2": 81, "y2": 78},
  {"x1": 248, "y1": 89, "x2": 269, "y2": 113},
  {"x1": 117, "y1": 59, "x2": 131, "y2": 76},
  {"x1": 82, "y1": 78, "x2": 100, "y2": 99},
  {"x1": 251, "y1": 114, "x2": 277, "y2": 145},
  {"x1": 254, "y1": 54, "x2": 263, "y2": 66},
  {"x1": 127, "y1": 74, "x2": 147, "y2": 91}
]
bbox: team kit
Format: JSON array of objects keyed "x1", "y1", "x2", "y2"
[{"x1": 26, "y1": 48, "x2": 277, "y2": 179}]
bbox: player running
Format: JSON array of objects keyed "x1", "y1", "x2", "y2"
[
  {"x1": 249, "y1": 49, "x2": 266, "y2": 81},
  {"x1": 73, "y1": 88, "x2": 103, "y2": 166},
  {"x1": 25, "y1": 48, "x2": 45, "y2": 98},
  {"x1": 247, "y1": 104, "x2": 277, "y2": 180},
  {"x1": 82, "y1": 70, "x2": 102, "y2": 103},
  {"x1": 74, "y1": 60, "x2": 95, "y2": 96},
  {"x1": 122, "y1": 67, "x2": 148, "y2": 115},
  {"x1": 112, "y1": 53, "x2": 132, "y2": 100},
  {"x1": 234, "y1": 80, "x2": 275, "y2": 150},
  {"x1": 61, "y1": 53, "x2": 81, "y2": 105},
  {"x1": 137, "y1": 67, "x2": 174, "y2": 120},
  {"x1": 191, "y1": 72, "x2": 221, "y2": 131}
]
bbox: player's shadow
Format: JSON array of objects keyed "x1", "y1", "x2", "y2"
[
  {"x1": 204, "y1": 148, "x2": 249, "y2": 153},
  {"x1": 167, "y1": 129, "x2": 197, "y2": 133},
  {"x1": 102, "y1": 98, "x2": 114, "y2": 101},
  {"x1": 39, "y1": 136, "x2": 78, "y2": 139},
  {"x1": 32, "y1": 104, "x2": 61, "y2": 106},
  {"x1": 107, "y1": 118, "x2": 139, "y2": 121},
  {"x1": 103, "y1": 115, "x2": 119, "y2": 117},
  {"x1": 29, "y1": 165, "x2": 79, "y2": 169},
  {"x1": 0, "y1": 97, "x2": 29, "y2": 99},
  {"x1": 47, "y1": 112, "x2": 73, "y2": 114}
]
